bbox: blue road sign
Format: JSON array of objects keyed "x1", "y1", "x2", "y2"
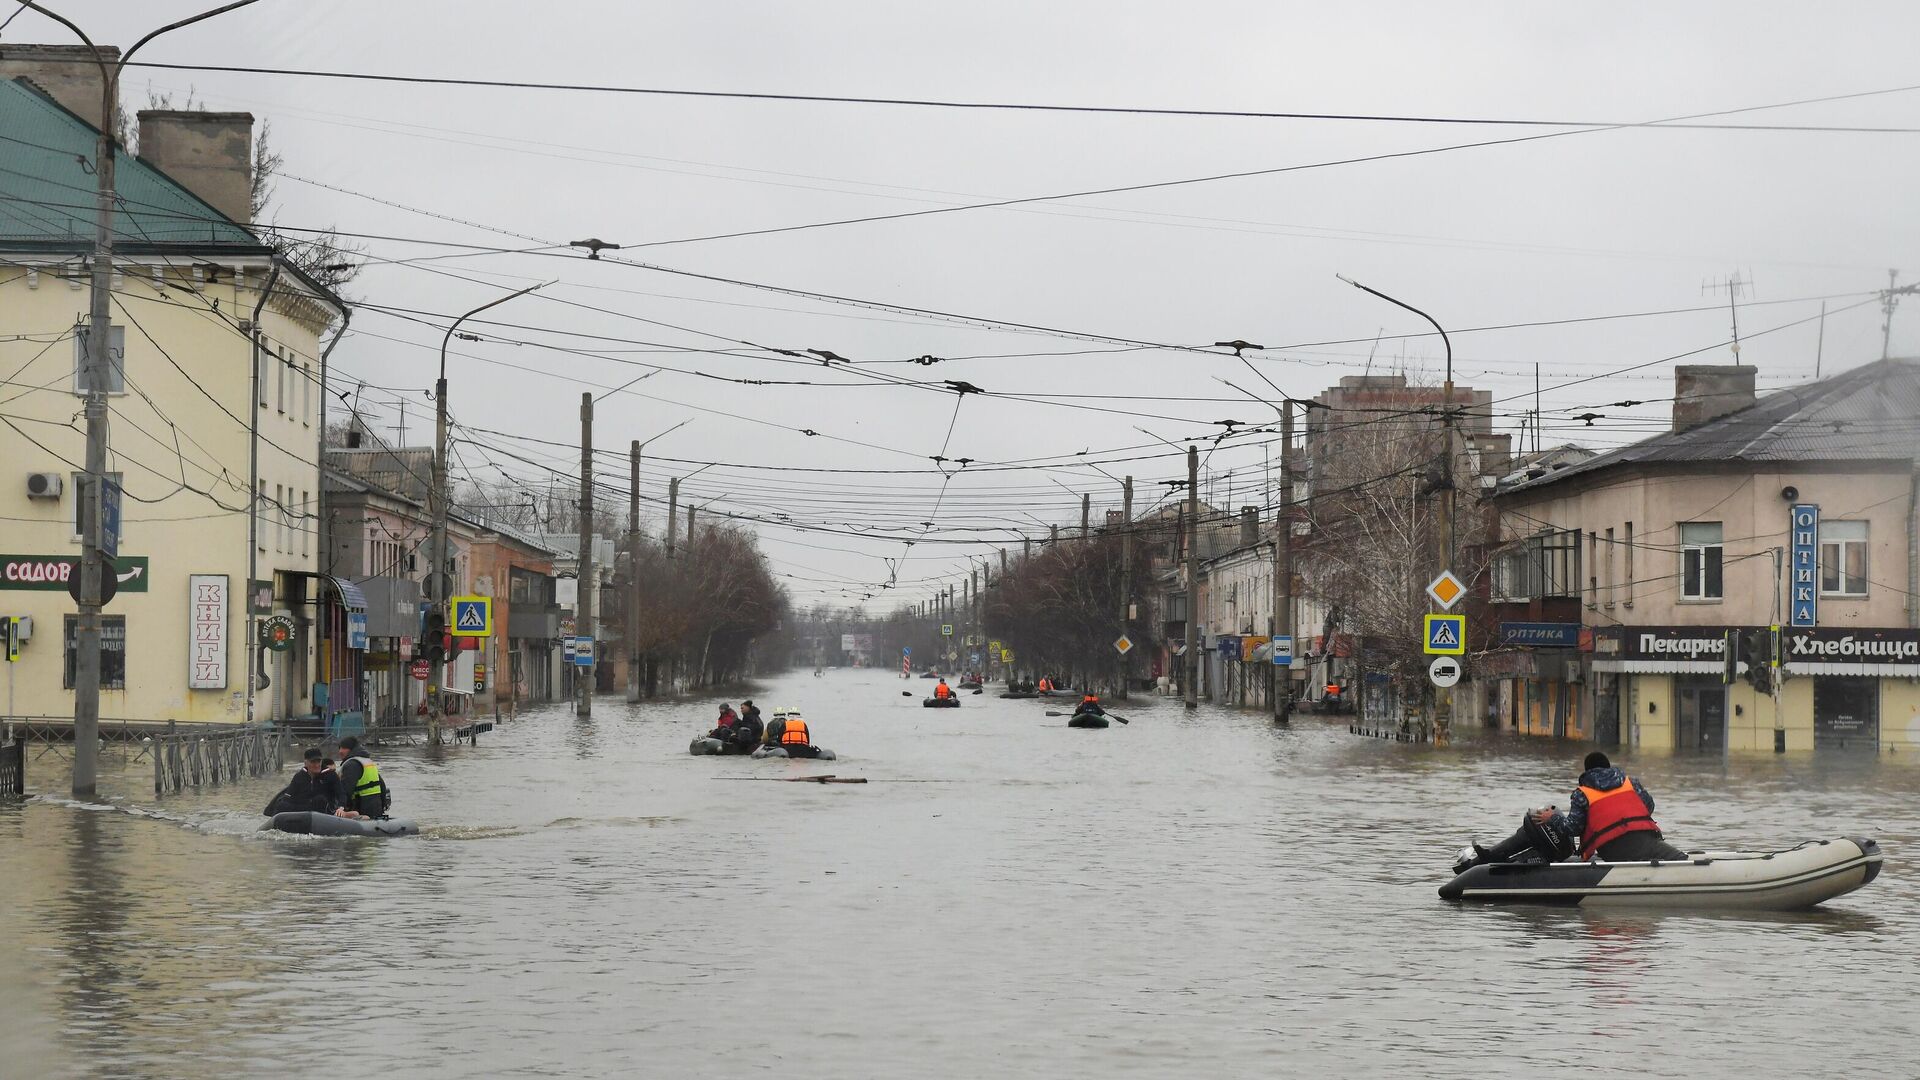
[
  {"x1": 451, "y1": 595, "x2": 492, "y2": 637},
  {"x1": 99, "y1": 478, "x2": 121, "y2": 560},
  {"x1": 1272, "y1": 634, "x2": 1293, "y2": 665},
  {"x1": 1423, "y1": 614, "x2": 1466, "y2": 655}
]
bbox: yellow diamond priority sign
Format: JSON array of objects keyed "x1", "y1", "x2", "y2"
[
  {"x1": 1426, "y1": 569, "x2": 1466, "y2": 611},
  {"x1": 1114, "y1": 634, "x2": 1134, "y2": 655}
]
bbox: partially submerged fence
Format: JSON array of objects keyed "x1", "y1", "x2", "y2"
[
  {"x1": 0, "y1": 739, "x2": 21, "y2": 796},
  {"x1": 153, "y1": 723, "x2": 288, "y2": 797}
]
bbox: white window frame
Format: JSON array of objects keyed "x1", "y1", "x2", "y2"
[
  {"x1": 275, "y1": 345, "x2": 287, "y2": 413},
  {"x1": 300, "y1": 361, "x2": 313, "y2": 426},
  {"x1": 72, "y1": 324, "x2": 127, "y2": 396},
  {"x1": 1603, "y1": 527, "x2": 1616, "y2": 608},
  {"x1": 1679, "y1": 521, "x2": 1723, "y2": 601},
  {"x1": 257, "y1": 338, "x2": 270, "y2": 407},
  {"x1": 1818, "y1": 520, "x2": 1869, "y2": 597}
]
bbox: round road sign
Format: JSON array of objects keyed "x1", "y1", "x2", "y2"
[{"x1": 1428, "y1": 655, "x2": 1462, "y2": 688}]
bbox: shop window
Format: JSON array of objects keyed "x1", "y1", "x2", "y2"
[
  {"x1": 1819, "y1": 520, "x2": 1868, "y2": 597},
  {"x1": 1680, "y1": 521, "x2": 1722, "y2": 600},
  {"x1": 63, "y1": 615, "x2": 126, "y2": 689}
]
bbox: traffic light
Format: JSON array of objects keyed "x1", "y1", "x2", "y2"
[
  {"x1": 1742, "y1": 628, "x2": 1775, "y2": 695},
  {"x1": 425, "y1": 609, "x2": 448, "y2": 662}
]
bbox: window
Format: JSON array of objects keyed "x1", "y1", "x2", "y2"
[
  {"x1": 63, "y1": 615, "x2": 126, "y2": 689},
  {"x1": 1680, "y1": 521, "x2": 1723, "y2": 600},
  {"x1": 1819, "y1": 520, "x2": 1868, "y2": 596},
  {"x1": 1604, "y1": 527, "x2": 1616, "y2": 606},
  {"x1": 301, "y1": 362, "x2": 313, "y2": 426},
  {"x1": 1588, "y1": 532, "x2": 1598, "y2": 607},
  {"x1": 70, "y1": 471, "x2": 123, "y2": 539},
  {"x1": 1492, "y1": 529, "x2": 1580, "y2": 601},
  {"x1": 72, "y1": 324, "x2": 126, "y2": 395},
  {"x1": 299, "y1": 490, "x2": 310, "y2": 557},
  {"x1": 1625, "y1": 522, "x2": 1635, "y2": 605},
  {"x1": 257, "y1": 338, "x2": 270, "y2": 406},
  {"x1": 257, "y1": 481, "x2": 267, "y2": 551},
  {"x1": 274, "y1": 484, "x2": 284, "y2": 552},
  {"x1": 276, "y1": 346, "x2": 288, "y2": 413}
]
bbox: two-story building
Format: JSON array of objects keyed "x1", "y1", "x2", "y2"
[
  {"x1": 0, "y1": 57, "x2": 343, "y2": 727},
  {"x1": 1490, "y1": 361, "x2": 1920, "y2": 756}
]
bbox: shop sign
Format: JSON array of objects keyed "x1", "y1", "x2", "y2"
[
  {"x1": 188, "y1": 574, "x2": 227, "y2": 689},
  {"x1": 260, "y1": 614, "x2": 296, "y2": 652},
  {"x1": 1499, "y1": 622, "x2": 1582, "y2": 648},
  {"x1": 1620, "y1": 626, "x2": 1731, "y2": 661},
  {"x1": 410, "y1": 659, "x2": 431, "y2": 681},
  {"x1": 1783, "y1": 627, "x2": 1920, "y2": 664},
  {"x1": 0, "y1": 554, "x2": 149, "y2": 591},
  {"x1": 1239, "y1": 634, "x2": 1268, "y2": 662},
  {"x1": 1789, "y1": 504, "x2": 1819, "y2": 627}
]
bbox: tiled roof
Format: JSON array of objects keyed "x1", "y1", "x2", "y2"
[
  {"x1": 1498, "y1": 359, "x2": 1920, "y2": 495},
  {"x1": 0, "y1": 76, "x2": 264, "y2": 251}
]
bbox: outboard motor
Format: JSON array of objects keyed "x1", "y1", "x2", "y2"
[
  {"x1": 1522, "y1": 814, "x2": 1578, "y2": 862},
  {"x1": 1452, "y1": 813, "x2": 1578, "y2": 875}
]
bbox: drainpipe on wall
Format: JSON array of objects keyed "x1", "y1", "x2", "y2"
[
  {"x1": 246, "y1": 259, "x2": 282, "y2": 726},
  {"x1": 1908, "y1": 463, "x2": 1919, "y2": 629}
]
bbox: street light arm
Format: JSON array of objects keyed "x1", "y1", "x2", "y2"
[
  {"x1": 124, "y1": 0, "x2": 263, "y2": 64},
  {"x1": 1336, "y1": 274, "x2": 1451, "y2": 379},
  {"x1": 636, "y1": 417, "x2": 691, "y2": 453},
  {"x1": 439, "y1": 280, "x2": 551, "y2": 381}
]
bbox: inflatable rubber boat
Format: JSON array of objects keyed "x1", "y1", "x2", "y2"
[
  {"x1": 1067, "y1": 712, "x2": 1109, "y2": 728},
  {"x1": 265, "y1": 812, "x2": 420, "y2": 837},
  {"x1": 1000, "y1": 690, "x2": 1037, "y2": 699},
  {"x1": 923, "y1": 696, "x2": 960, "y2": 708},
  {"x1": 689, "y1": 736, "x2": 757, "y2": 755},
  {"x1": 1439, "y1": 836, "x2": 1882, "y2": 910},
  {"x1": 751, "y1": 744, "x2": 837, "y2": 761}
]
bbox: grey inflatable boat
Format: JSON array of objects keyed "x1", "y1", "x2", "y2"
[{"x1": 265, "y1": 812, "x2": 419, "y2": 837}]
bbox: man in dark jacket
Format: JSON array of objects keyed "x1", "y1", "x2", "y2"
[
  {"x1": 733, "y1": 700, "x2": 766, "y2": 748},
  {"x1": 264, "y1": 748, "x2": 345, "y2": 816},
  {"x1": 1455, "y1": 752, "x2": 1687, "y2": 873}
]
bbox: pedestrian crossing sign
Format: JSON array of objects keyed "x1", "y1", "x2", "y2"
[
  {"x1": 1423, "y1": 613, "x2": 1465, "y2": 655},
  {"x1": 451, "y1": 596, "x2": 492, "y2": 637}
]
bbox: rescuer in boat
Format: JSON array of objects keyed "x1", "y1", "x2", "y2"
[
  {"x1": 732, "y1": 700, "x2": 766, "y2": 749},
  {"x1": 1455, "y1": 752, "x2": 1686, "y2": 873},
  {"x1": 264, "y1": 747, "x2": 349, "y2": 817},
  {"x1": 933, "y1": 678, "x2": 954, "y2": 701},
  {"x1": 336, "y1": 737, "x2": 392, "y2": 819},
  {"x1": 766, "y1": 711, "x2": 821, "y2": 757},
  {"x1": 1072, "y1": 693, "x2": 1105, "y2": 719}
]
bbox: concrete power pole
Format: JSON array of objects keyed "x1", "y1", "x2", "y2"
[
  {"x1": 576, "y1": 393, "x2": 594, "y2": 717},
  {"x1": 1119, "y1": 475, "x2": 1133, "y2": 701},
  {"x1": 627, "y1": 440, "x2": 641, "y2": 703},
  {"x1": 1186, "y1": 445, "x2": 1200, "y2": 710},
  {"x1": 1081, "y1": 493, "x2": 1090, "y2": 540},
  {"x1": 1274, "y1": 404, "x2": 1293, "y2": 724}
]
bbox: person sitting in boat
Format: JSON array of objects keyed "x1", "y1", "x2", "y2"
[
  {"x1": 1456, "y1": 752, "x2": 1685, "y2": 873},
  {"x1": 1073, "y1": 693, "x2": 1105, "y2": 718},
  {"x1": 707, "y1": 703, "x2": 739, "y2": 740},
  {"x1": 264, "y1": 747, "x2": 347, "y2": 817},
  {"x1": 1036, "y1": 676, "x2": 1055, "y2": 693},
  {"x1": 732, "y1": 700, "x2": 766, "y2": 748},
  {"x1": 933, "y1": 678, "x2": 954, "y2": 700},
  {"x1": 336, "y1": 737, "x2": 390, "y2": 819},
  {"x1": 774, "y1": 712, "x2": 816, "y2": 754}
]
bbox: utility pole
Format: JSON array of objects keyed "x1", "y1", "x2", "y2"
[
  {"x1": 1119, "y1": 475, "x2": 1133, "y2": 701},
  {"x1": 1274, "y1": 406, "x2": 1293, "y2": 723},
  {"x1": 1081, "y1": 493, "x2": 1090, "y2": 540},
  {"x1": 1186, "y1": 444, "x2": 1199, "y2": 710},
  {"x1": 575, "y1": 392, "x2": 593, "y2": 717},
  {"x1": 627, "y1": 440, "x2": 641, "y2": 703},
  {"x1": 686, "y1": 505, "x2": 696, "y2": 554},
  {"x1": 26, "y1": 0, "x2": 265, "y2": 797},
  {"x1": 666, "y1": 478, "x2": 679, "y2": 558}
]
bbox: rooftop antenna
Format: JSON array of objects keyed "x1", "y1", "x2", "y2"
[{"x1": 1703, "y1": 271, "x2": 1752, "y2": 362}]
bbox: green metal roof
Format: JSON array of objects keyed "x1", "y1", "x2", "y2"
[{"x1": 0, "y1": 76, "x2": 266, "y2": 253}]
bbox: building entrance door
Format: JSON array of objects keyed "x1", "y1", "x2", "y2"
[
  {"x1": 1813, "y1": 677, "x2": 1878, "y2": 752},
  {"x1": 1594, "y1": 674, "x2": 1621, "y2": 746},
  {"x1": 1674, "y1": 677, "x2": 1726, "y2": 751}
]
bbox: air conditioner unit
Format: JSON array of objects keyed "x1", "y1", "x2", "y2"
[{"x1": 26, "y1": 472, "x2": 63, "y2": 499}]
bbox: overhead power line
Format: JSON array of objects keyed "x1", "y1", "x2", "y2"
[{"x1": 121, "y1": 61, "x2": 1920, "y2": 134}]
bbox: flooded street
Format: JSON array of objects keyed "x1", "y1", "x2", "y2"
[{"x1": 4, "y1": 668, "x2": 1918, "y2": 1078}]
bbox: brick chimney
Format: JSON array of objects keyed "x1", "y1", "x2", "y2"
[
  {"x1": 137, "y1": 109, "x2": 254, "y2": 223},
  {"x1": 1672, "y1": 364, "x2": 1757, "y2": 433},
  {"x1": 0, "y1": 43, "x2": 121, "y2": 125},
  {"x1": 1240, "y1": 506, "x2": 1260, "y2": 547}
]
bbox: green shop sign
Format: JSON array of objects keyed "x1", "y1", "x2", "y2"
[{"x1": 0, "y1": 554, "x2": 150, "y2": 592}]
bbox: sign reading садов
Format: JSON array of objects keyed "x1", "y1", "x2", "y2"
[
  {"x1": 0, "y1": 554, "x2": 149, "y2": 591},
  {"x1": 1789, "y1": 504, "x2": 1819, "y2": 627}
]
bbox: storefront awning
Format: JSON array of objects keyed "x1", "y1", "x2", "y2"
[
  {"x1": 327, "y1": 576, "x2": 368, "y2": 613},
  {"x1": 1594, "y1": 659, "x2": 1728, "y2": 675},
  {"x1": 1788, "y1": 661, "x2": 1920, "y2": 678}
]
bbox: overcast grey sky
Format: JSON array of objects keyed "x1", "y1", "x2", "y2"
[{"x1": 13, "y1": 1, "x2": 1918, "y2": 609}]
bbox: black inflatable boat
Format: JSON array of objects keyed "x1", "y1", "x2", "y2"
[
  {"x1": 265, "y1": 812, "x2": 419, "y2": 837},
  {"x1": 923, "y1": 696, "x2": 960, "y2": 708},
  {"x1": 1067, "y1": 713, "x2": 1109, "y2": 728}
]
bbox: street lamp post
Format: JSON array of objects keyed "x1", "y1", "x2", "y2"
[
  {"x1": 17, "y1": 0, "x2": 264, "y2": 798},
  {"x1": 625, "y1": 418, "x2": 688, "y2": 703},
  {"x1": 431, "y1": 282, "x2": 545, "y2": 742}
]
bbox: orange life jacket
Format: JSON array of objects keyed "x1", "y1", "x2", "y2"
[
  {"x1": 1081, "y1": 695, "x2": 1098, "y2": 707},
  {"x1": 1037, "y1": 678, "x2": 1053, "y2": 691},
  {"x1": 1578, "y1": 775, "x2": 1660, "y2": 857},
  {"x1": 779, "y1": 717, "x2": 811, "y2": 746},
  {"x1": 934, "y1": 683, "x2": 952, "y2": 699}
]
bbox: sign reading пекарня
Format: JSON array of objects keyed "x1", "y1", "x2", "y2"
[{"x1": 0, "y1": 554, "x2": 150, "y2": 591}]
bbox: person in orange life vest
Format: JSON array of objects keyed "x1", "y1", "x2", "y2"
[
  {"x1": 1036, "y1": 676, "x2": 1054, "y2": 693},
  {"x1": 1074, "y1": 693, "x2": 1105, "y2": 718},
  {"x1": 1455, "y1": 752, "x2": 1686, "y2": 873},
  {"x1": 933, "y1": 678, "x2": 954, "y2": 700}
]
